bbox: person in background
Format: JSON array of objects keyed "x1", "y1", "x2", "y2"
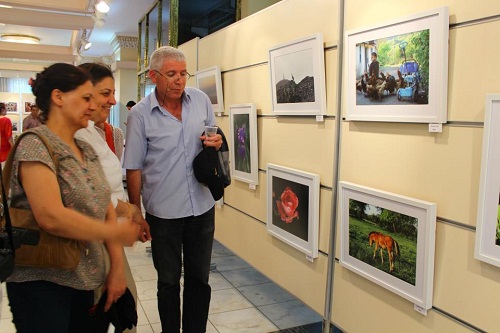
[
  {"x1": 0, "y1": 102, "x2": 14, "y2": 165},
  {"x1": 368, "y1": 51, "x2": 379, "y2": 79},
  {"x1": 6, "y1": 63, "x2": 139, "y2": 333},
  {"x1": 22, "y1": 103, "x2": 42, "y2": 131},
  {"x1": 123, "y1": 46, "x2": 222, "y2": 333},
  {"x1": 126, "y1": 101, "x2": 136, "y2": 111},
  {"x1": 75, "y1": 62, "x2": 146, "y2": 333},
  {"x1": 124, "y1": 100, "x2": 136, "y2": 126}
]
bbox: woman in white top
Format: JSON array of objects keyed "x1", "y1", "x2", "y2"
[{"x1": 74, "y1": 63, "x2": 148, "y2": 333}]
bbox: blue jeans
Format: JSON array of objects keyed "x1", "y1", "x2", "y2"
[
  {"x1": 147, "y1": 207, "x2": 215, "y2": 333},
  {"x1": 6, "y1": 280, "x2": 94, "y2": 333}
]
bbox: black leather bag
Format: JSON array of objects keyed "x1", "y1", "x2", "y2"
[{"x1": 193, "y1": 127, "x2": 231, "y2": 201}]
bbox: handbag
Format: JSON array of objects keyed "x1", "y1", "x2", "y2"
[{"x1": 1, "y1": 131, "x2": 80, "y2": 270}]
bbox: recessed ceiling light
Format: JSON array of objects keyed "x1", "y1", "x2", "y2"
[{"x1": 0, "y1": 34, "x2": 40, "y2": 44}]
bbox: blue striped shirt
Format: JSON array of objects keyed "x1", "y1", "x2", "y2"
[{"x1": 123, "y1": 87, "x2": 215, "y2": 219}]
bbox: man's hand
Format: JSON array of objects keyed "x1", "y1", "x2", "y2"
[
  {"x1": 200, "y1": 133, "x2": 222, "y2": 150},
  {"x1": 129, "y1": 204, "x2": 151, "y2": 242}
]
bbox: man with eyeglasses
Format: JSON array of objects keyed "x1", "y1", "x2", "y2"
[{"x1": 123, "y1": 46, "x2": 222, "y2": 333}]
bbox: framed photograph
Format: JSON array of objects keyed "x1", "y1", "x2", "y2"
[
  {"x1": 11, "y1": 121, "x2": 19, "y2": 133},
  {"x1": 339, "y1": 181, "x2": 436, "y2": 310},
  {"x1": 268, "y1": 33, "x2": 326, "y2": 116},
  {"x1": 2, "y1": 101, "x2": 18, "y2": 113},
  {"x1": 475, "y1": 94, "x2": 500, "y2": 267},
  {"x1": 229, "y1": 103, "x2": 259, "y2": 186},
  {"x1": 24, "y1": 102, "x2": 33, "y2": 113},
  {"x1": 345, "y1": 7, "x2": 449, "y2": 123},
  {"x1": 196, "y1": 65, "x2": 224, "y2": 114},
  {"x1": 267, "y1": 164, "x2": 319, "y2": 260}
]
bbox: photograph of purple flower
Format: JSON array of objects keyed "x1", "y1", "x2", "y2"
[
  {"x1": 234, "y1": 115, "x2": 251, "y2": 173},
  {"x1": 229, "y1": 104, "x2": 259, "y2": 186}
]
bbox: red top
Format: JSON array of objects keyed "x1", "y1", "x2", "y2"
[
  {"x1": 103, "y1": 122, "x2": 115, "y2": 154},
  {"x1": 0, "y1": 116, "x2": 12, "y2": 162}
]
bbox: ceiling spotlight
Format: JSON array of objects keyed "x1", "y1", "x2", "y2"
[
  {"x1": 0, "y1": 34, "x2": 40, "y2": 44},
  {"x1": 95, "y1": 0, "x2": 110, "y2": 14},
  {"x1": 83, "y1": 39, "x2": 92, "y2": 50}
]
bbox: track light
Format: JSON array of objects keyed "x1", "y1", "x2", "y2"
[
  {"x1": 83, "y1": 39, "x2": 92, "y2": 50},
  {"x1": 95, "y1": 0, "x2": 110, "y2": 14}
]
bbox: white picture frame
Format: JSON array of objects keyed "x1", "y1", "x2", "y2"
[
  {"x1": 229, "y1": 103, "x2": 259, "y2": 186},
  {"x1": 268, "y1": 33, "x2": 327, "y2": 116},
  {"x1": 475, "y1": 94, "x2": 500, "y2": 267},
  {"x1": 196, "y1": 65, "x2": 224, "y2": 114},
  {"x1": 345, "y1": 7, "x2": 449, "y2": 123},
  {"x1": 339, "y1": 181, "x2": 436, "y2": 310},
  {"x1": 267, "y1": 164, "x2": 319, "y2": 260}
]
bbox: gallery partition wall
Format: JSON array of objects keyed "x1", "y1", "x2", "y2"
[{"x1": 175, "y1": 0, "x2": 500, "y2": 332}]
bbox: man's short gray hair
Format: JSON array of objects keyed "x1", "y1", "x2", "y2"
[{"x1": 150, "y1": 46, "x2": 186, "y2": 71}]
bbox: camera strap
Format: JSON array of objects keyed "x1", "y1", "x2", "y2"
[{"x1": 0, "y1": 162, "x2": 15, "y2": 256}]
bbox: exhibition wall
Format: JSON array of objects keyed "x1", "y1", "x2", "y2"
[{"x1": 179, "y1": 0, "x2": 500, "y2": 332}]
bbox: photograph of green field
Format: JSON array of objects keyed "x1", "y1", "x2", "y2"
[{"x1": 349, "y1": 199, "x2": 418, "y2": 285}]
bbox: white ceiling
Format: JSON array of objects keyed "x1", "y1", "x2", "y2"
[{"x1": 0, "y1": 0, "x2": 156, "y2": 72}]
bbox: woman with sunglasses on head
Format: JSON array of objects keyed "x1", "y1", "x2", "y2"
[{"x1": 6, "y1": 63, "x2": 140, "y2": 333}]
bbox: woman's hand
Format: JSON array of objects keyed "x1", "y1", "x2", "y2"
[
  {"x1": 107, "y1": 217, "x2": 141, "y2": 246},
  {"x1": 102, "y1": 263, "x2": 127, "y2": 312}
]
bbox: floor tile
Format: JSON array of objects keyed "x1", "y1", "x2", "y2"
[
  {"x1": 137, "y1": 324, "x2": 154, "y2": 333},
  {"x1": 212, "y1": 240, "x2": 234, "y2": 257},
  {"x1": 1, "y1": 296, "x2": 12, "y2": 319},
  {"x1": 209, "y1": 307, "x2": 278, "y2": 333},
  {"x1": 209, "y1": 271, "x2": 233, "y2": 291},
  {"x1": 209, "y1": 288, "x2": 254, "y2": 314},
  {"x1": 206, "y1": 320, "x2": 219, "y2": 333},
  {"x1": 146, "y1": 317, "x2": 217, "y2": 332},
  {"x1": 140, "y1": 299, "x2": 161, "y2": 324},
  {"x1": 258, "y1": 299, "x2": 322, "y2": 330},
  {"x1": 131, "y1": 264, "x2": 158, "y2": 282},
  {"x1": 239, "y1": 282, "x2": 296, "y2": 307},
  {"x1": 0, "y1": 316, "x2": 15, "y2": 333},
  {"x1": 220, "y1": 267, "x2": 271, "y2": 288},
  {"x1": 136, "y1": 279, "x2": 158, "y2": 301},
  {"x1": 137, "y1": 299, "x2": 149, "y2": 326},
  {"x1": 211, "y1": 255, "x2": 251, "y2": 272},
  {"x1": 126, "y1": 252, "x2": 154, "y2": 267},
  {"x1": 151, "y1": 322, "x2": 162, "y2": 333}
]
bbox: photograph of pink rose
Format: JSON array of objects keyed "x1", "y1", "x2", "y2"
[
  {"x1": 272, "y1": 178, "x2": 309, "y2": 242},
  {"x1": 267, "y1": 164, "x2": 319, "y2": 260}
]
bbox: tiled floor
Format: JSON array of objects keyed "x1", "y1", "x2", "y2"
[{"x1": 0, "y1": 239, "x2": 323, "y2": 333}]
